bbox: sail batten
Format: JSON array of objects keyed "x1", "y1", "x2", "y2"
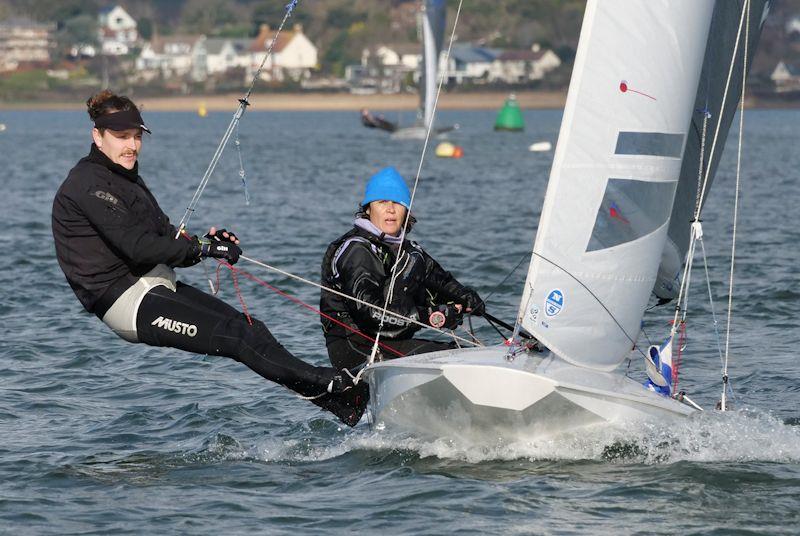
[{"x1": 518, "y1": 1, "x2": 716, "y2": 371}]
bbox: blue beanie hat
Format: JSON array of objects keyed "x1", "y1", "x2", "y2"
[{"x1": 361, "y1": 167, "x2": 411, "y2": 208}]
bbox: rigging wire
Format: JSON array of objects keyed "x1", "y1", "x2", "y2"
[
  {"x1": 366, "y1": 0, "x2": 466, "y2": 367},
  {"x1": 234, "y1": 124, "x2": 251, "y2": 205},
  {"x1": 721, "y1": 0, "x2": 751, "y2": 411},
  {"x1": 174, "y1": 0, "x2": 300, "y2": 238},
  {"x1": 238, "y1": 255, "x2": 481, "y2": 349},
  {"x1": 666, "y1": 0, "x2": 752, "y2": 407}
]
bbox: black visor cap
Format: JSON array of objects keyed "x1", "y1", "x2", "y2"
[{"x1": 94, "y1": 109, "x2": 151, "y2": 134}]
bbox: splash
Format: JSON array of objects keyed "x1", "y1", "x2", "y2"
[{"x1": 245, "y1": 407, "x2": 800, "y2": 465}]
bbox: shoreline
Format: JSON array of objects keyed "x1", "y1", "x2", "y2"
[
  {"x1": 1, "y1": 91, "x2": 565, "y2": 111},
  {"x1": 0, "y1": 90, "x2": 794, "y2": 111}
]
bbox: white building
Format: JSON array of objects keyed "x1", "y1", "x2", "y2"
[
  {"x1": 248, "y1": 24, "x2": 318, "y2": 81},
  {"x1": 202, "y1": 38, "x2": 250, "y2": 76},
  {"x1": 0, "y1": 18, "x2": 55, "y2": 71},
  {"x1": 135, "y1": 35, "x2": 204, "y2": 81},
  {"x1": 446, "y1": 45, "x2": 500, "y2": 84},
  {"x1": 98, "y1": 5, "x2": 138, "y2": 56},
  {"x1": 771, "y1": 61, "x2": 800, "y2": 92},
  {"x1": 363, "y1": 44, "x2": 420, "y2": 70},
  {"x1": 489, "y1": 45, "x2": 561, "y2": 84},
  {"x1": 786, "y1": 16, "x2": 800, "y2": 35}
]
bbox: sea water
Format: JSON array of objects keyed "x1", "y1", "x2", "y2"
[{"x1": 0, "y1": 108, "x2": 798, "y2": 534}]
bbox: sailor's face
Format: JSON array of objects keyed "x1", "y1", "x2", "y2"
[
  {"x1": 92, "y1": 127, "x2": 142, "y2": 170},
  {"x1": 368, "y1": 200, "x2": 407, "y2": 236}
]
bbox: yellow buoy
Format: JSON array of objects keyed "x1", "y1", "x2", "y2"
[
  {"x1": 198, "y1": 102, "x2": 207, "y2": 118},
  {"x1": 435, "y1": 142, "x2": 455, "y2": 157},
  {"x1": 436, "y1": 142, "x2": 463, "y2": 158}
]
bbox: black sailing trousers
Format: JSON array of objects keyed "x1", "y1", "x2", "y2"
[{"x1": 136, "y1": 282, "x2": 331, "y2": 398}]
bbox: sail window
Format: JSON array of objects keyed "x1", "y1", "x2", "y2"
[
  {"x1": 615, "y1": 132, "x2": 684, "y2": 158},
  {"x1": 586, "y1": 178, "x2": 677, "y2": 252}
]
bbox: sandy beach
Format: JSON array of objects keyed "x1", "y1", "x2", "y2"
[
  {"x1": 0, "y1": 89, "x2": 785, "y2": 112},
  {"x1": 0, "y1": 90, "x2": 567, "y2": 111}
]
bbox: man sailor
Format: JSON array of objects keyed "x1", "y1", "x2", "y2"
[
  {"x1": 360, "y1": 108, "x2": 397, "y2": 133},
  {"x1": 52, "y1": 90, "x2": 367, "y2": 426}
]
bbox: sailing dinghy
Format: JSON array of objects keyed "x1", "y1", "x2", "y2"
[{"x1": 361, "y1": 0, "x2": 768, "y2": 441}]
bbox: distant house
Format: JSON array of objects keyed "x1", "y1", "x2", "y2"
[
  {"x1": 248, "y1": 24, "x2": 318, "y2": 81},
  {"x1": 135, "y1": 35, "x2": 204, "y2": 81},
  {"x1": 98, "y1": 5, "x2": 138, "y2": 56},
  {"x1": 363, "y1": 43, "x2": 420, "y2": 70},
  {"x1": 786, "y1": 16, "x2": 800, "y2": 36},
  {"x1": 771, "y1": 61, "x2": 800, "y2": 92},
  {"x1": 0, "y1": 18, "x2": 55, "y2": 72},
  {"x1": 349, "y1": 43, "x2": 419, "y2": 93},
  {"x1": 446, "y1": 45, "x2": 500, "y2": 84},
  {"x1": 202, "y1": 38, "x2": 250, "y2": 76},
  {"x1": 489, "y1": 45, "x2": 561, "y2": 84}
]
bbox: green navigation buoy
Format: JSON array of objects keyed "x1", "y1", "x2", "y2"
[{"x1": 494, "y1": 94, "x2": 525, "y2": 132}]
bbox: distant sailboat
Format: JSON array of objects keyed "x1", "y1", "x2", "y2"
[
  {"x1": 361, "y1": 0, "x2": 768, "y2": 441},
  {"x1": 363, "y1": 0, "x2": 456, "y2": 139}
]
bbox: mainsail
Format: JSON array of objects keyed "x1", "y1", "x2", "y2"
[
  {"x1": 518, "y1": 0, "x2": 715, "y2": 371},
  {"x1": 654, "y1": 0, "x2": 771, "y2": 300},
  {"x1": 420, "y1": 0, "x2": 446, "y2": 129}
]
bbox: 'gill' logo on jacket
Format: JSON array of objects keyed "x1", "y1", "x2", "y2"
[
  {"x1": 151, "y1": 316, "x2": 198, "y2": 337},
  {"x1": 94, "y1": 190, "x2": 119, "y2": 205}
]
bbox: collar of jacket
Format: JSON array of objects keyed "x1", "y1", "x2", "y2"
[
  {"x1": 353, "y1": 217, "x2": 404, "y2": 246},
  {"x1": 86, "y1": 143, "x2": 140, "y2": 182}
]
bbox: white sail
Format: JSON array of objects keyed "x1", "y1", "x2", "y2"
[
  {"x1": 420, "y1": 0, "x2": 446, "y2": 129},
  {"x1": 518, "y1": 0, "x2": 715, "y2": 371}
]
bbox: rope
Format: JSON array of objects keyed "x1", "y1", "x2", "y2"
[
  {"x1": 721, "y1": 0, "x2": 750, "y2": 411},
  {"x1": 215, "y1": 260, "x2": 407, "y2": 358},
  {"x1": 368, "y1": 0, "x2": 465, "y2": 366},
  {"x1": 175, "y1": 0, "x2": 300, "y2": 237},
  {"x1": 238, "y1": 255, "x2": 481, "y2": 348}
]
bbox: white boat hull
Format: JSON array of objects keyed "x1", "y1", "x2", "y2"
[
  {"x1": 390, "y1": 125, "x2": 457, "y2": 140},
  {"x1": 362, "y1": 345, "x2": 694, "y2": 441}
]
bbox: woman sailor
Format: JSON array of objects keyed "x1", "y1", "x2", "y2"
[
  {"x1": 320, "y1": 166, "x2": 484, "y2": 370},
  {"x1": 51, "y1": 90, "x2": 366, "y2": 426}
]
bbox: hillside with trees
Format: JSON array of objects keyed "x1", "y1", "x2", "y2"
[{"x1": 1, "y1": 0, "x2": 799, "y2": 97}]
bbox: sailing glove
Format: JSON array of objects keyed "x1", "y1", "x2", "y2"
[
  {"x1": 198, "y1": 237, "x2": 241, "y2": 265},
  {"x1": 427, "y1": 304, "x2": 463, "y2": 330},
  {"x1": 205, "y1": 228, "x2": 239, "y2": 245},
  {"x1": 461, "y1": 287, "x2": 485, "y2": 316}
]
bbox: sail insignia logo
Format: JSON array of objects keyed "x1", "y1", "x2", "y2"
[{"x1": 545, "y1": 289, "x2": 564, "y2": 317}]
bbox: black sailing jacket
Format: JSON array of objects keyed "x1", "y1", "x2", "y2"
[
  {"x1": 52, "y1": 144, "x2": 200, "y2": 315},
  {"x1": 320, "y1": 224, "x2": 474, "y2": 340}
]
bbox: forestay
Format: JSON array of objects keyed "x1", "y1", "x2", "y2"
[
  {"x1": 654, "y1": 0, "x2": 771, "y2": 300},
  {"x1": 518, "y1": 0, "x2": 715, "y2": 371},
  {"x1": 420, "y1": 0, "x2": 446, "y2": 129}
]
